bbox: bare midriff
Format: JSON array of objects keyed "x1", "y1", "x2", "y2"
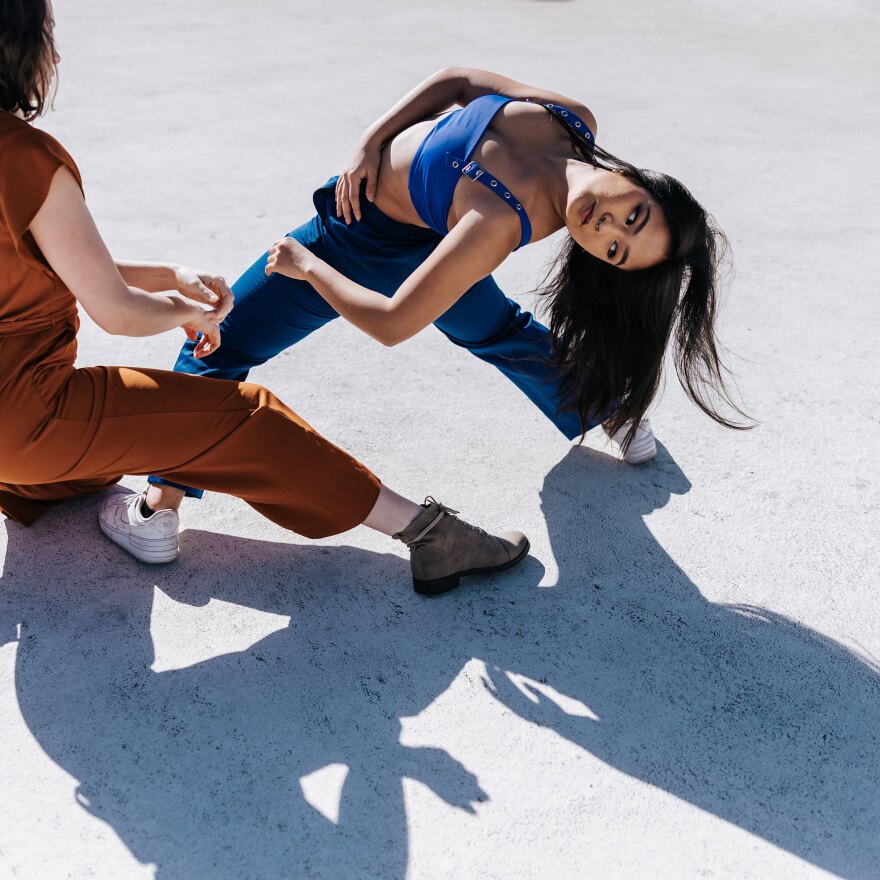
[{"x1": 370, "y1": 102, "x2": 570, "y2": 236}]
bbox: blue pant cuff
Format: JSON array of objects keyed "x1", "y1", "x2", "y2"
[{"x1": 147, "y1": 475, "x2": 205, "y2": 499}]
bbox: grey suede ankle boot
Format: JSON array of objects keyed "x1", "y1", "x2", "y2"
[{"x1": 393, "y1": 497, "x2": 529, "y2": 596}]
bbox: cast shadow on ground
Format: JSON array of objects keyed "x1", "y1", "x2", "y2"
[{"x1": 1, "y1": 445, "x2": 877, "y2": 879}]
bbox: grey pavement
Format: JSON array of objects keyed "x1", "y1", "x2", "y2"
[{"x1": 1, "y1": 1, "x2": 879, "y2": 878}]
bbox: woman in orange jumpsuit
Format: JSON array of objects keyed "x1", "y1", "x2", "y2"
[{"x1": 0, "y1": 0, "x2": 528, "y2": 595}]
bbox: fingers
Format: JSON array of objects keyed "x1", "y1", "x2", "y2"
[
  {"x1": 335, "y1": 177, "x2": 344, "y2": 219},
  {"x1": 193, "y1": 316, "x2": 221, "y2": 358},
  {"x1": 194, "y1": 337, "x2": 213, "y2": 358},
  {"x1": 264, "y1": 241, "x2": 281, "y2": 276},
  {"x1": 349, "y1": 184, "x2": 361, "y2": 223},
  {"x1": 197, "y1": 281, "x2": 220, "y2": 305},
  {"x1": 365, "y1": 172, "x2": 377, "y2": 203},
  {"x1": 179, "y1": 278, "x2": 218, "y2": 307},
  {"x1": 205, "y1": 275, "x2": 234, "y2": 322},
  {"x1": 335, "y1": 169, "x2": 369, "y2": 225},
  {"x1": 180, "y1": 271, "x2": 227, "y2": 310},
  {"x1": 206, "y1": 274, "x2": 233, "y2": 301},
  {"x1": 340, "y1": 175, "x2": 353, "y2": 225},
  {"x1": 349, "y1": 169, "x2": 367, "y2": 222}
]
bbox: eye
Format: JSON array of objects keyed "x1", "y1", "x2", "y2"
[
  {"x1": 607, "y1": 242, "x2": 618, "y2": 260},
  {"x1": 626, "y1": 206, "x2": 640, "y2": 225}
]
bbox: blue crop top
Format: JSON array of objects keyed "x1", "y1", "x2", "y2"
[{"x1": 407, "y1": 94, "x2": 595, "y2": 250}]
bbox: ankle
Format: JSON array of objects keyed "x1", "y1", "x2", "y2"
[{"x1": 145, "y1": 484, "x2": 185, "y2": 514}]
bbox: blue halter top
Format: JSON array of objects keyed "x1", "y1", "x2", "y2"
[{"x1": 407, "y1": 94, "x2": 595, "y2": 250}]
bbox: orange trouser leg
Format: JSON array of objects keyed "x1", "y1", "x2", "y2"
[{"x1": 0, "y1": 366, "x2": 380, "y2": 537}]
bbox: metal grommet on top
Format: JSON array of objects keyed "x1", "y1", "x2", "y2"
[
  {"x1": 562, "y1": 111, "x2": 569, "y2": 117},
  {"x1": 452, "y1": 161, "x2": 459, "y2": 168},
  {"x1": 505, "y1": 192, "x2": 511, "y2": 198},
  {"x1": 491, "y1": 181, "x2": 498, "y2": 187},
  {"x1": 516, "y1": 204, "x2": 522, "y2": 210},
  {"x1": 575, "y1": 122, "x2": 581, "y2": 127}
]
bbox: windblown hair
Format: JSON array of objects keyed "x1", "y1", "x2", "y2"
[
  {"x1": 0, "y1": 0, "x2": 56, "y2": 120},
  {"x1": 541, "y1": 121, "x2": 751, "y2": 452}
]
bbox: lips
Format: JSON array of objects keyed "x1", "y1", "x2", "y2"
[{"x1": 579, "y1": 201, "x2": 596, "y2": 226}]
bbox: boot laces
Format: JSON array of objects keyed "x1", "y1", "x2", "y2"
[
  {"x1": 401, "y1": 496, "x2": 463, "y2": 547},
  {"x1": 423, "y1": 496, "x2": 458, "y2": 516},
  {"x1": 420, "y1": 497, "x2": 494, "y2": 544}
]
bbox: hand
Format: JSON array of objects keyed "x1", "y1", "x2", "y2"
[
  {"x1": 174, "y1": 265, "x2": 235, "y2": 324},
  {"x1": 265, "y1": 236, "x2": 313, "y2": 281},
  {"x1": 181, "y1": 305, "x2": 221, "y2": 359},
  {"x1": 334, "y1": 140, "x2": 381, "y2": 224}
]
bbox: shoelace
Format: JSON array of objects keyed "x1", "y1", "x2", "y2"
[
  {"x1": 402, "y1": 497, "x2": 495, "y2": 548},
  {"x1": 399, "y1": 496, "x2": 455, "y2": 546}
]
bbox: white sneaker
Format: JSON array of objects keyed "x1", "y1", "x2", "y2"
[
  {"x1": 99, "y1": 491, "x2": 180, "y2": 564},
  {"x1": 603, "y1": 418, "x2": 657, "y2": 464}
]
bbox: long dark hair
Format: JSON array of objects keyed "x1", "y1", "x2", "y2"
[
  {"x1": 0, "y1": 0, "x2": 56, "y2": 120},
  {"x1": 541, "y1": 125, "x2": 751, "y2": 452}
]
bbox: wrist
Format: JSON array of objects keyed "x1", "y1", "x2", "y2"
[
  {"x1": 172, "y1": 297, "x2": 200, "y2": 324},
  {"x1": 300, "y1": 253, "x2": 322, "y2": 279},
  {"x1": 168, "y1": 263, "x2": 186, "y2": 289},
  {"x1": 360, "y1": 126, "x2": 385, "y2": 150}
]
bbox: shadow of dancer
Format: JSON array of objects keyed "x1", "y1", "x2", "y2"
[
  {"x1": 0, "y1": 504, "x2": 543, "y2": 880},
  {"x1": 3, "y1": 444, "x2": 879, "y2": 879},
  {"x1": 483, "y1": 445, "x2": 880, "y2": 878}
]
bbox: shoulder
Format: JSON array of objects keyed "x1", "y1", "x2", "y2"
[
  {"x1": 526, "y1": 97, "x2": 598, "y2": 141},
  {"x1": 0, "y1": 116, "x2": 83, "y2": 238},
  {"x1": 561, "y1": 101, "x2": 597, "y2": 140},
  {"x1": 0, "y1": 116, "x2": 81, "y2": 185}
]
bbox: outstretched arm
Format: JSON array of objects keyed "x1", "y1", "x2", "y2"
[
  {"x1": 30, "y1": 168, "x2": 223, "y2": 355},
  {"x1": 114, "y1": 260, "x2": 234, "y2": 321},
  {"x1": 266, "y1": 211, "x2": 519, "y2": 347}
]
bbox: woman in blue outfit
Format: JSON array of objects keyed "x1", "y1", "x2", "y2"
[{"x1": 147, "y1": 67, "x2": 748, "y2": 510}]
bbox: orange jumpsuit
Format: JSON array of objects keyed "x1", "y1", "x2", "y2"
[{"x1": 0, "y1": 114, "x2": 380, "y2": 536}]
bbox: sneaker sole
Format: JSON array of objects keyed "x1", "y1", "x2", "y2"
[
  {"x1": 625, "y1": 446, "x2": 657, "y2": 465},
  {"x1": 99, "y1": 515, "x2": 180, "y2": 564},
  {"x1": 412, "y1": 539, "x2": 531, "y2": 597}
]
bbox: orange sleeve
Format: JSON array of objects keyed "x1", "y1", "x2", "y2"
[{"x1": 0, "y1": 125, "x2": 83, "y2": 241}]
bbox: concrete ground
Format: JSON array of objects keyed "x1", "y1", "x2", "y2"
[{"x1": 2, "y1": 0, "x2": 879, "y2": 877}]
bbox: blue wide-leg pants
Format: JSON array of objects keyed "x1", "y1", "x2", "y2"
[{"x1": 150, "y1": 178, "x2": 588, "y2": 497}]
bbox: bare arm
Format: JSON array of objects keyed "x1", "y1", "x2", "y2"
[
  {"x1": 114, "y1": 260, "x2": 234, "y2": 322},
  {"x1": 337, "y1": 67, "x2": 598, "y2": 222},
  {"x1": 114, "y1": 260, "x2": 179, "y2": 292},
  {"x1": 265, "y1": 212, "x2": 519, "y2": 346},
  {"x1": 29, "y1": 167, "x2": 221, "y2": 354},
  {"x1": 362, "y1": 66, "x2": 597, "y2": 148},
  {"x1": 455, "y1": 68, "x2": 598, "y2": 135}
]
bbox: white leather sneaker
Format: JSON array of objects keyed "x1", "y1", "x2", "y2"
[
  {"x1": 603, "y1": 418, "x2": 657, "y2": 464},
  {"x1": 99, "y1": 491, "x2": 180, "y2": 564}
]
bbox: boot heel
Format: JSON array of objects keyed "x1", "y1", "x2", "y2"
[{"x1": 413, "y1": 574, "x2": 461, "y2": 596}]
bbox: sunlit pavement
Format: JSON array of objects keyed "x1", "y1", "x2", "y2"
[{"x1": 1, "y1": 1, "x2": 878, "y2": 877}]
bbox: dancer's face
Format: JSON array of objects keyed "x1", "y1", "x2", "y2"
[{"x1": 565, "y1": 168, "x2": 671, "y2": 271}]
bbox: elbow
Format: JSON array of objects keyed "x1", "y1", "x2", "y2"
[
  {"x1": 434, "y1": 66, "x2": 467, "y2": 101},
  {"x1": 371, "y1": 301, "x2": 411, "y2": 347},
  {"x1": 374, "y1": 320, "x2": 414, "y2": 347},
  {"x1": 376, "y1": 329, "x2": 405, "y2": 348},
  {"x1": 95, "y1": 312, "x2": 132, "y2": 336},
  {"x1": 434, "y1": 66, "x2": 460, "y2": 82}
]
